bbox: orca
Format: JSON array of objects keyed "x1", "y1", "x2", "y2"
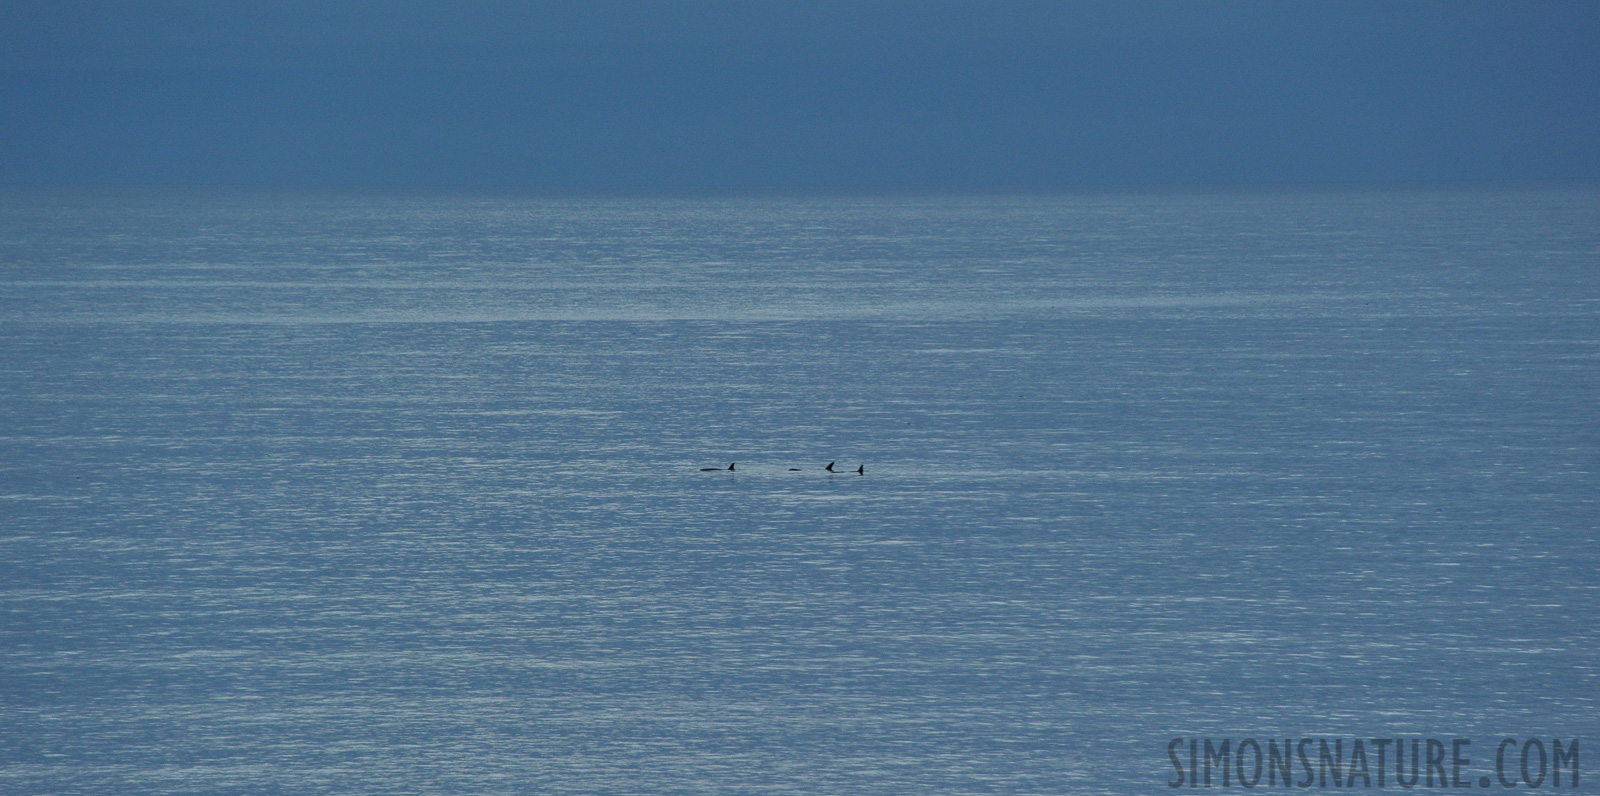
[
  {"x1": 825, "y1": 461, "x2": 835, "y2": 472},
  {"x1": 856, "y1": 464, "x2": 864, "y2": 475},
  {"x1": 700, "y1": 463, "x2": 734, "y2": 472}
]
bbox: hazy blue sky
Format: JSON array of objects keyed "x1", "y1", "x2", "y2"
[{"x1": 2, "y1": 0, "x2": 1596, "y2": 188}]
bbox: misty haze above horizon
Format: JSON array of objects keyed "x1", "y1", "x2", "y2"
[{"x1": 2, "y1": 0, "x2": 1596, "y2": 189}]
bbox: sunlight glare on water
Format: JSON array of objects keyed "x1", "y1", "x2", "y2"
[{"x1": 2, "y1": 188, "x2": 1597, "y2": 793}]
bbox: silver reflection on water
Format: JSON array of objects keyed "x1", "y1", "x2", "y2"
[{"x1": 1, "y1": 188, "x2": 1597, "y2": 793}]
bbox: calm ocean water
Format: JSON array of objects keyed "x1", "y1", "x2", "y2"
[{"x1": 2, "y1": 188, "x2": 1596, "y2": 793}]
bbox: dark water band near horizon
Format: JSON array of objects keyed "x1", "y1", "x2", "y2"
[{"x1": 1, "y1": 187, "x2": 1596, "y2": 793}]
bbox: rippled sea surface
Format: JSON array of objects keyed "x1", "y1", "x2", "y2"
[{"x1": 2, "y1": 188, "x2": 1597, "y2": 794}]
